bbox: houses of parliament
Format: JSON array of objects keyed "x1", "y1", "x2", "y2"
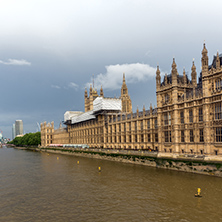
[{"x1": 41, "y1": 44, "x2": 222, "y2": 155}]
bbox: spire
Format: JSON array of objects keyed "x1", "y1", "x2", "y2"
[
  {"x1": 191, "y1": 59, "x2": 196, "y2": 73},
  {"x1": 191, "y1": 59, "x2": 197, "y2": 86},
  {"x1": 89, "y1": 84, "x2": 92, "y2": 95},
  {"x1": 164, "y1": 73, "x2": 168, "y2": 84},
  {"x1": 100, "y1": 85, "x2": 104, "y2": 97},
  {"x1": 123, "y1": 73, "x2": 126, "y2": 84},
  {"x1": 156, "y1": 65, "x2": 161, "y2": 89},
  {"x1": 171, "y1": 58, "x2": 178, "y2": 76},
  {"x1": 121, "y1": 73, "x2": 132, "y2": 113},
  {"x1": 201, "y1": 42, "x2": 208, "y2": 72},
  {"x1": 183, "y1": 68, "x2": 186, "y2": 84},
  {"x1": 143, "y1": 104, "x2": 145, "y2": 113},
  {"x1": 84, "y1": 87, "x2": 88, "y2": 98},
  {"x1": 121, "y1": 73, "x2": 128, "y2": 95},
  {"x1": 202, "y1": 42, "x2": 208, "y2": 55},
  {"x1": 216, "y1": 51, "x2": 220, "y2": 69},
  {"x1": 156, "y1": 65, "x2": 160, "y2": 76}
]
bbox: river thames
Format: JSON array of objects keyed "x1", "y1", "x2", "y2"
[{"x1": 0, "y1": 147, "x2": 221, "y2": 222}]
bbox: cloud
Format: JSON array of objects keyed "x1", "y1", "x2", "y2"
[
  {"x1": 0, "y1": 59, "x2": 31, "y2": 66},
  {"x1": 68, "y1": 82, "x2": 79, "y2": 91},
  {"x1": 51, "y1": 85, "x2": 61, "y2": 89},
  {"x1": 86, "y1": 63, "x2": 157, "y2": 90}
]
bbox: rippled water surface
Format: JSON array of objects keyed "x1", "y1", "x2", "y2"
[{"x1": 0, "y1": 148, "x2": 222, "y2": 221}]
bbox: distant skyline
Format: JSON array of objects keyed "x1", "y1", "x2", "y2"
[{"x1": 1, "y1": 0, "x2": 222, "y2": 139}]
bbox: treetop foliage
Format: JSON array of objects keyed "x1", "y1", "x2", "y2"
[{"x1": 8, "y1": 132, "x2": 41, "y2": 146}]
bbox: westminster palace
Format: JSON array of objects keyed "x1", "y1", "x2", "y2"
[{"x1": 41, "y1": 44, "x2": 222, "y2": 155}]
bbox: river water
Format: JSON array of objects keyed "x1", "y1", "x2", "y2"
[{"x1": 0, "y1": 147, "x2": 221, "y2": 222}]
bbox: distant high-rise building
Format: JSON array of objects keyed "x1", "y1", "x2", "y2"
[
  {"x1": 15, "y1": 120, "x2": 23, "y2": 137},
  {"x1": 12, "y1": 123, "x2": 15, "y2": 140}
]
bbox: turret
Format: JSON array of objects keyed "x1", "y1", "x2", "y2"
[
  {"x1": 171, "y1": 58, "x2": 178, "y2": 76},
  {"x1": 89, "y1": 84, "x2": 92, "y2": 95},
  {"x1": 201, "y1": 43, "x2": 208, "y2": 73},
  {"x1": 216, "y1": 51, "x2": 220, "y2": 70},
  {"x1": 156, "y1": 65, "x2": 161, "y2": 90},
  {"x1": 183, "y1": 68, "x2": 186, "y2": 84},
  {"x1": 121, "y1": 73, "x2": 128, "y2": 95},
  {"x1": 84, "y1": 87, "x2": 88, "y2": 98},
  {"x1": 121, "y1": 73, "x2": 132, "y2": 113},
  {"x1": 171, "y1": 58, "x2": 178, "y2": 85},
  {"x1": 100, "y1": 85, "x2": 104, "y2": 97},
  {"x1": 191, "y1": 60, "x2": 197, "y2": 87}
]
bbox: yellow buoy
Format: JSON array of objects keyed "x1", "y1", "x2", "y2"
[
  {"x1": 77, "y1": 161, "x2": 79, "y2": 164},
  {"x1": 98, "y1": 166, "x2": 101, "y2": 172},
  {"x1": 195, "y1": 188, "x2": 202, "y2": 197}
]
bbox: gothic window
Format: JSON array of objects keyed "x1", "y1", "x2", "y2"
[
  {"x1": 190, "y1": 130, "x2": 194, "y2": 142},
  {"x1": 155, "y1": 133, "x2": 158, "y2": 142},
  {"x1": 189, "y1": 109, "x2": 193, "y2": 123},
  {"x1": 123, "y1": 89, "x2": 126, "y2": 94},
  {"x1": 155, "y1": 119, "x2": 158, "y2": 128},
  {"x1": 199, "y1": 107, "x2": 203, "y2": 122},
  {"x1": 199, "y1": 129, "x2": 204, "y2": 142},
  {"x1": 180, "y1": 111, "x2": 184, "y2": 124},
  {"x1": 164, "y1": 113, "x2": 168, "y2": 125},
  {"x1": 141, "y1": 134, "x2": 144, "y2": 143},
  {"x1": 129, "y1": 122, "x2": 131, "y2": 131},
  {"x1": 168, "y1": 113, "x2": 171, "y2": 125},
  {"x1": 129, "y1": 135, "x2": 131, "y2": 143},
  {"x1": 165, "y1": 94, "x2": 169, "y2": 103},
  {"x1": 140, "y1": 121, "x2": 143, "y2": 130},
  {"x1": 164, "y1": 131, "x2": 171, "y2": 142},
  {"x1": 148, "y1": 134, "x2": 150, "y2": 142},
  {"x1": 215, "y1": 79, "x2": 221, "y2": 90},
  {"x1": 215, "y1": 103, "x2": 222, "y2": 120},
  {"x1": 215, "y1": 128, "x2": 222, "y2": 142},
  {"x1": 135, "y1": 122, "x2": 137, "y2": 131},
  {"x1": 147, "y1": 120, "x2": 150, "y2": 129},
  {"x1": 181, "y1": 130, "x2": 185, "y2": 142}
]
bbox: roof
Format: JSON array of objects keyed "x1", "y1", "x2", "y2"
[
  {"x1": 209, "y1": 53, "x2": 222, "y2": 69},
  {"x1": 64, "y1": 111, "x2": 83, "y2": 122},
  {"x1": 71, "y1": 110, "x2": 95, "y2": 124},
  {"x1": 66, "y1": 97, "x2": 122, "y2": 125},
  {"x1": 93, "y1": 97, "x2": 121, "y2": 112}
]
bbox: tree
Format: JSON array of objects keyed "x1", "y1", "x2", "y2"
[{"x1": 8, "y1": 132, "x2": 41, "y2": 147}]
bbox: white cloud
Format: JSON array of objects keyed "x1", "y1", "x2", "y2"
[
  {"x1": 0, "y1": 59, "x2": 31, "y2": 66},
  {"x1": 86, "y1": 63, "x2": 157, "y2": 90},
  {"x1": 68, "y1": 82, "x2": 79, "y2": 91},
  {"x1": 51, "y1": 85, "x2": 61, "y2": 89}
]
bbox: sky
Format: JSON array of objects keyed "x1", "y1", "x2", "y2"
[{"x1": 1, "y1": 0, "x2": 222, "y2": 139}]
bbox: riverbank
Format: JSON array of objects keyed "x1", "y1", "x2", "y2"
[{"x1": 16, "y1": 146, "x2": 222, "y2": 177}]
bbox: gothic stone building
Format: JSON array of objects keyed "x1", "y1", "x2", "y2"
[{"x1": 41, "y1": 44, "x2": 222, "y2": 155}]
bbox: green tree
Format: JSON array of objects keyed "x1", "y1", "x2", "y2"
[{"x1": 8, "y1": 132, "x2": 41, "y2": 147}]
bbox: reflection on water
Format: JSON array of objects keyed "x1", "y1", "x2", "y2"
[{"x1": 0, "y1": 148, "x2": 221, "y2": 222}]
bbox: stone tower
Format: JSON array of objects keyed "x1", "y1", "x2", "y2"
[
  {"x1": 121, "y1": 73, "x2": 132, "y2": 113},
  {"x1": 84, "y1": 84, "x2": 99, "y2": 112}
]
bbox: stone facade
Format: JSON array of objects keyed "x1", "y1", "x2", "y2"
[
  {"x1": 41, "y1": 122, "x2": 54, "y2": 146},
  {"x1": 41, "y1": 44, "x2": 222, "y2": 155}
]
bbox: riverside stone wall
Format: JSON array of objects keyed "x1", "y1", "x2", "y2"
[{"x1": 27, "y1": 147, "x2": 222, "y2": 177}]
